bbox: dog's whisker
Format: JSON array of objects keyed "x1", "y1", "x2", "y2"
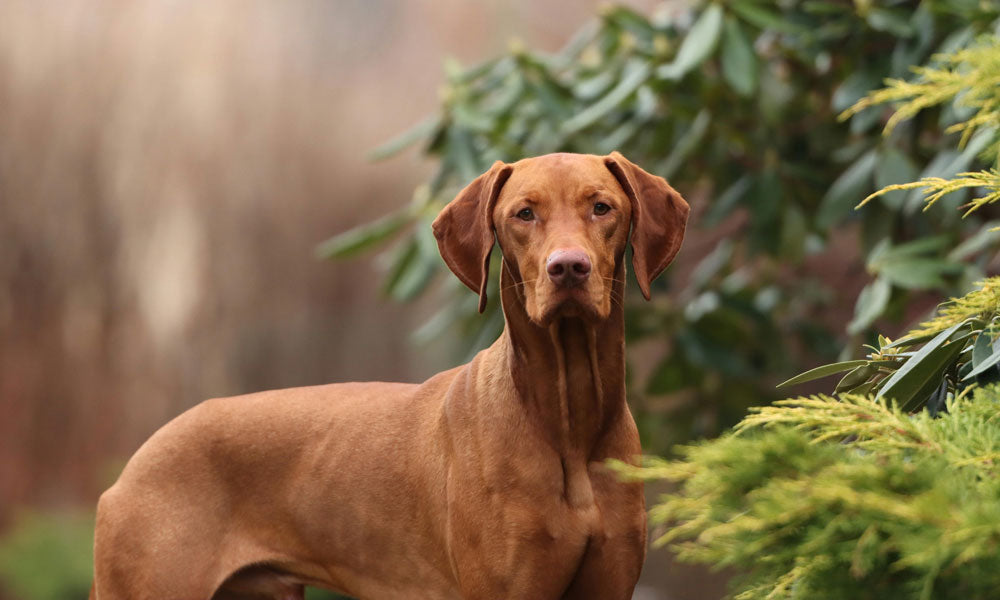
[
  {"x1": 608, "y1": 294, "x2": 625, "y2": 310},
  {"x1": 500, "y1": 281, "x2": 526, "y2": 294}
]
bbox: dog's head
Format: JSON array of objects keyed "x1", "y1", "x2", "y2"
[{"x1": 432, "y1": 152, "x2": 689, "y2": 325}]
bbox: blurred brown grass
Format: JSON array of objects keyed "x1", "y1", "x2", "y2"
[
  {"x1": 0, "y1": 0, "x2": 650, "y2": 524},
  {"x1": 0, "y1": 0, "x2": 429, "y2": 514}
]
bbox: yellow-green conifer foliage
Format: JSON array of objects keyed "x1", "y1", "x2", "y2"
[
  {"x1": 849, "y1": 38, "x2": 1000, "y2": 213},
  {"x1": 614, "y1": 389, "x2": 1000, "y2": 600},
  {"x1": 910, "y1": 275, "x2": 1000, "y2": 335}
]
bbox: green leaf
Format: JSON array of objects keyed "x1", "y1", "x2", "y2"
[
  {"x1": 874, "y1": 148, "x2": 919, "y2": 210},
  {"x1": 884, "y1": 330, "x2": 944, "y2": 349},
  {"x1": 660, "y1": 109, "x2": 711, "y2": 178},
  {"x1": 390, "y1": 257, "x2": 437, "y2": 302},
  {"x1": 597, "y1": 120, "x2": 641, "y2": 155},
  {"x1": 835, "y1": 364, "x2": 878, "y2": 393},
  {"x1": 866, "y1": 8, "x2": 915, "y2": 38},
  {"x1": 849, "y1": 105, "x2": 882, "y2": 135},
  {"x1": 452, "y1": 104, "x2": 494, "y2": 133},
  {"x1": 925, "y1": 379, "x2": 948, "y2": 417},
  {"x1": 949, "y1": 222, "x2": 1000, "y2": 261},
  {"x1": 412, "y1": 292, "x2": 474, "y2": 345},
  {"x1": 635, "y1": 85, "x2": 657, "y2": 119},
  {"x1": 776, "y1": 360, "x2": 869, "y2": 389},
  {"x1": 473, "y1": 55, "x2": 517, "y2": 88},
  {"x1": 445, "y1": 57, "x2": 497, "y2": 84},
  {"x1": 877, "y1": 321, "x2": 968, "y2": 407},
  {"x1": 779, "y1": 204, "x2": 808, "y2": 260},
  {"x1": 963, "y1": 333, "x2": 1000, "y2": 381},
  {"x1": 703, "y1": 176, "x2": 752, "y2": 227},
  {"x1": 677, "y1": 327, "x2": 752, "y2": 377},
  {"x1": 647, "y1": 357, "x2": 697, "y2": 394},
  {"x1": 315, "y1": 210, "x2": 412, "y2": 260},
  {"x1": 720, "y1": 16, "x2": 757, "y2": 97},
  {"x1": 563, "y1": 60, "x2": 651, "y2": 133},
  {"x1": 890, "y1": 7, "x2": 934, "y2": 77},
  {"x1": 729, "y1": 2, "x2": 804, "y2": 34},
  {"x1": 848, "y1": 379, "x2": 879, "y2": 397},
  {"x1": 816, "y1": 149, "x2": 877, "y2": 228},
  {"x1": 832, "y1": 69, "x2": 882, "y2": 113},
  {"x1": 802, "y1": 1, "x2": 847, "y2": 16},
  {"x1": 389, "y1": 225, "x2": 440, "y2": 301},
  {"x1": 906, "y1": 130, "x2": 994, "y2": 212},
  {"x1": 746, "y1": 170, "x2": 782, "y2": 255},
  {"x1": 689, "y1": 240, "x2": 733, "y2": 288},
  {"x1": 526, "y1": 72, "x2": 573, "y2": 119},
  {"x1": 972, "y1": 331, "x2": 993, "y2": 368},
  {"x1": 381, "y1": 238, "x2": 419, "y2": 297},
  {"x1": 847, "y1": 277, "x2": 891, "y2": 335},
  {"x1": 608, "y1": 5, "x2": 656, "y2": 42},
  {"x1": 573, "y1": 69, "x2": 617, "y2": 100},
  {"x1": 523, "y1": 119, "x2": 564, "y2": 155},
  {"x1": 554, "y1": 19, "x2": 601, "y2": 66},
  {"x1": 860, "y1": 203, "x2": 893, "y2": 255},
  {"x1": 874, "y1": 236, "x2": 950, "y2": 261},
  {"x1": 446, "y1": 127, "x2": 481, "y2": 182},
  {"x1": 657, "y1": 4, "x2": 724, "y2": 80},
  {"x1": 467, "y1": 298, "x2": 505, "y2": 356},
  {"x1": 368, "y1": 116, "x2": 442, "y2": 161},
  {"x1": 481, "y1": 72, "x2": 525, "y2": 116},
  {"x1": 876, "y1": 258, "x2": 960, "y2": 290},
  {"x1": 935, "y1": 26, "x2": 974, "y2": 57}
]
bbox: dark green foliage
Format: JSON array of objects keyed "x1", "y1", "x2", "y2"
[
  {"x1": 780, "y1": 34, "x2": 1000, "y2": 413},
  {"x1": 0, "y1": 511, "x2": 94, "y2": 600},
  {"x1": 324, "y1": 1, "x2": 1000, "y2": 449},
  {"x1": 779, "y1": 277, "x2": 1000, "y2": 413},
  {"x1": 619, "y1": 32, "x2": 1000, "y2": 597}
]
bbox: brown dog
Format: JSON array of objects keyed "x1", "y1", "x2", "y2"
[{"x1": 91, "y1": 152, "x2": 689, "y2": 599}]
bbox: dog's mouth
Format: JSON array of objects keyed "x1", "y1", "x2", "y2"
[{"x1": 534, "y1": 284, "x2": 606, "y2": 324}]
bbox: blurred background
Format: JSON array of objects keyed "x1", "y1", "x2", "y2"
[
  {"x1": 2, "y1": 0, "x2": 721, "y2": 598},
  {"x1": 4, "y1": 0, "x2": 995, "y2": 598}
]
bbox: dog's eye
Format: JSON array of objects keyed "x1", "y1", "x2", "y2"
[
  {"x1": 593, "y1": 202, "x2": 611, "y2": 216},
  {"x1": 516, "y1": 208, "x2": 534, "y2": 221}
]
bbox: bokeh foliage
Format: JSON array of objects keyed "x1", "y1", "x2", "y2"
[
  {"x1": 323, "y1": 0, "x2": 1000, "y2": 449},
  {"x1": 780, "y1": 33, "x2": 1000, "y2": 414},
  {"x1": 613, "y1": 28, "x2": 1000, "y2": 598},
  {"x1": 0, "y1": 511, "x2": 93, "y2": 600}
]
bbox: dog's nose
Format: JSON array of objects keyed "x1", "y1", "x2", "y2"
[{"x1": 546, "y1": 249, "x2": 592, "y2": 287}]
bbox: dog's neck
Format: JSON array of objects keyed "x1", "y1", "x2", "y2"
[{"x1": 495, "y1": 260, "x2": 627, "y2": 463}]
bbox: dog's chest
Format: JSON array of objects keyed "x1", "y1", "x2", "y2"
[{"x1": 562, "y1": 458, "x2": 601, "y2": 527}]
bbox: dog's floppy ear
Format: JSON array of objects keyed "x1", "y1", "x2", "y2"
[
  {"x1": 604, "y1": 151, "x2": 690, "y2": 300},
  {"x1": 432, "y1": 160, "x2": 513, "y2": 313}
]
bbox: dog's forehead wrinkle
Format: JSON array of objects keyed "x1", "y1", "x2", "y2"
[{"x1": 502, "y1": 175, "x2": 620, "y2": 208}]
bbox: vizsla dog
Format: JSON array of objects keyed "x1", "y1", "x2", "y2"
[{"x1": 92, "y1": 152, "x2": 689, "y2": 599}]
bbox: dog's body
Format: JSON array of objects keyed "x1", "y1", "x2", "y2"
[{"x1": 92, "y1": 153, "x2": 688, "y2": 599}]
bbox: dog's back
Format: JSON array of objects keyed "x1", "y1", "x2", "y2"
[{"x1": 93, "y1": 377, "x2": 462, "y2": 599}]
